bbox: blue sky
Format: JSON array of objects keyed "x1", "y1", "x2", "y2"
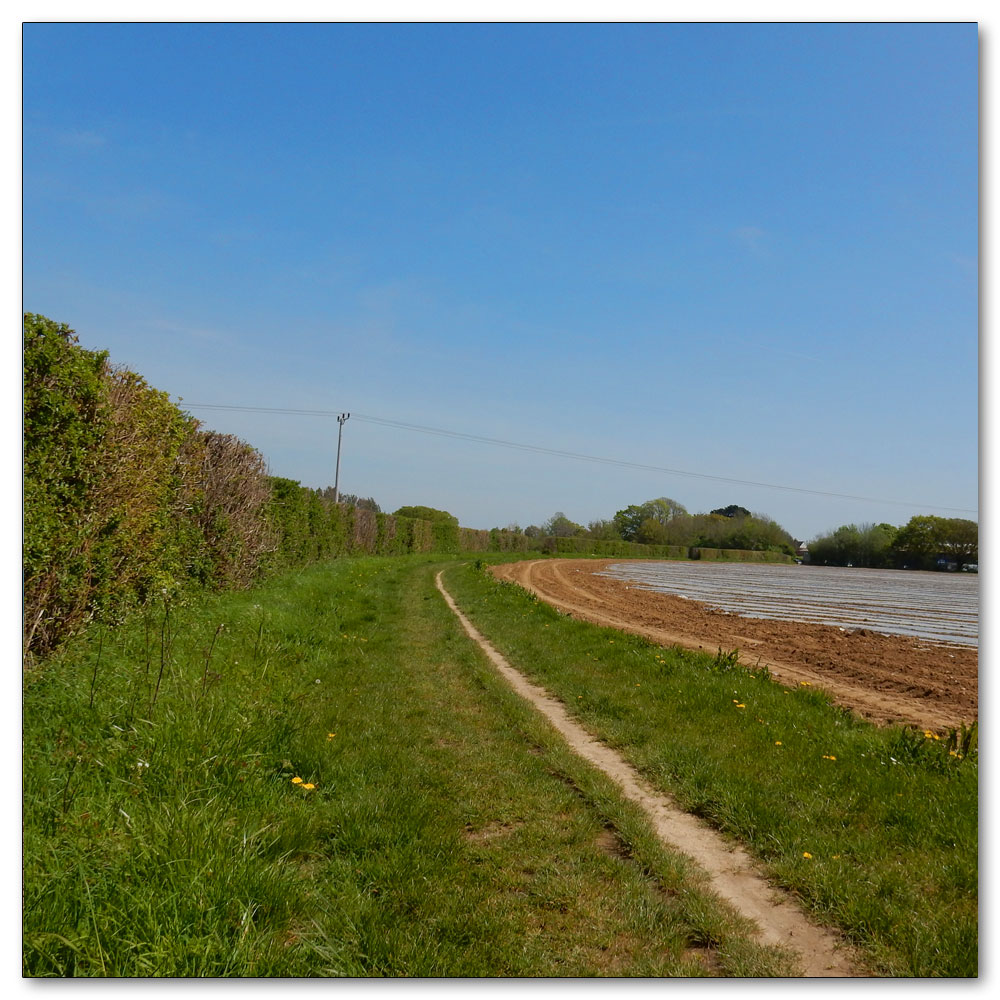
[{"x1": 22, "y1": 22, "x2": 979, "y2": 541}]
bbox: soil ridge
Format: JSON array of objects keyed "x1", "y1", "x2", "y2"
[{"x1": 490, "y1": 559, "x2": 977, "y2": 731}]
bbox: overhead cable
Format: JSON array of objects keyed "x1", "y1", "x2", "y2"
[{"x1": 182, "y1": 402, "x2": 978, "y2": 515}]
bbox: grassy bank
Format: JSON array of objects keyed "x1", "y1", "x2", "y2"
[
  {"x1": 445, "y1": 559, "x2": 978, "y2": 977},
  {"x1": 24, "y1": 554, "x2": 797, "y2": 977}
]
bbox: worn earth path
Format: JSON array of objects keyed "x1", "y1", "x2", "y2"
[
  {"x1": 490, "y1": 559, "x2": 978, "y2": 732},
  {"x1": 436, "y1": 571, "x2": 860, "y2": 978}
]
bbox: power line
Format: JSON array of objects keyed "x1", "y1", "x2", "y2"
[{"x1": 181, "y1": 401, "x2": 978, "y2": 515}]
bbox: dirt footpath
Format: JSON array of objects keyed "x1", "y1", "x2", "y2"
[
  {"x1": 437, "y1": 572, "x2": 860, "y2": 977},
  {"x1": 490, "y1": 559, "x2": 978, "y2": 732}
]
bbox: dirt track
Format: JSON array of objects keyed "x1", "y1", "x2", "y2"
[
  {"x1": 437, "y1": 572, "x2": 860, "y2": 977},
  {"x1": 490, "y1": 559, "x2": 978, "y2": 732}
]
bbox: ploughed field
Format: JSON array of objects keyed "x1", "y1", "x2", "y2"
[
  {"x1": 601, "y1": 562, "x2": 978, "y2": 647},
  {"x1": 491, "y1": 559, "x2": 978, "y2": 732}
]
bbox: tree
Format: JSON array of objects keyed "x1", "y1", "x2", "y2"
[
  {"x1": 542, "y1": 511, "x2": 585, "y2": 537},
  {"x1": 586, "y1": 518, "x2": 620, "y2": 541},
  {"x1": 891, "y1": 516, "x2": 947, "y2": 569},
  {"x1": 635, "y1": 517, "x2": 669, "y2": 545},
  {"x1": 710, "y1": 504, "x2": 752, "y2": 519},
  {"x1": 809, "y1": 523, "x2": 894, "y2": 567},
  {"x1": 613, "y1": 497, "x2": 688, "y2": 541},
  {"x1": 393, "y1": 505, "x2": 458, "y2": 525},
  {"x1": 943, "y1": 518, "x2": 978, "y2": 568},
  {"x1": 891, "y1": 515, "x2": 978, "y2": 570}
]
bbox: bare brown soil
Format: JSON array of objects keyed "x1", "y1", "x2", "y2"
[{"x1": 490, "y1": 559, "x2": 978, "y2": 732}]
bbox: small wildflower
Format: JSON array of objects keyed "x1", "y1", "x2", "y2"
[
  {"x1": 302, "y1": 783, "x2": 315, "y2": 790},
  {"x1": 775, "y1": 741, "x2": 782, "y2": 746},
  {"x1": 799, "y1": 681, "x2": 811, "y2": 687},
  {"x1": 327, "y1": 733, "x2": 336, "y2": 741},
  {"x1": 924, "y1": 730, "x2": 941, "y2": 740},
  {"x1": 832, "y1": 854, "x2": 841, "y2": 859},
  {"x1": 803, "y1": 852, "x2": 813, "y2": 859},
  {"x1": 822, "y1": 755, "x2": 837, "y2": 761},
  {"x1": 291, "y1": 776, "x2": 303, "y2": 784},
  {"x1": 735, "y1": 703, "x2": 745, "y2": 709}
]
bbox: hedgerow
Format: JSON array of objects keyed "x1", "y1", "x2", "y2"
[{"x1": 22, "y1": 315, "x2": 439, "y2": 662}]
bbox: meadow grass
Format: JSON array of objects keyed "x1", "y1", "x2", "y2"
[
  {"x1": 444, "y1": 559, "x2": 978, "y2": 977},
  {"x1": 24, "y1": 554, "x2": 798, "y2": 977}
]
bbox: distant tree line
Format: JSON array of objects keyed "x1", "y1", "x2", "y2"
[
  {"x1": 511, "y1": 498, "x2": 798, "y2": 557},
  {"x1": 808, "y1": 516, "x2": 978, "y2": 571}
]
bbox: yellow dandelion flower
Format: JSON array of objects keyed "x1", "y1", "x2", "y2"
[
  {"x1": 799, "y1": 681, "x2": 811, "y2": 686},
  {"x1": 822, "y1": 755, "x2": 837, "y2": 761},
  {"x1": 302, "y1": 783, "x2": 315, "y2": 790},
  {"x1": 327, "y1": 733, "x2": 336, "y2": 740},
  {"x1": 832, "y1": 854, "x2": 841, "y2": 859},
  {"x1": 735, "y1": 703, "x2": 745, "y2": 709},
  {"x1": 291, "y1": 776, "x2": 303, "y2": 784},
  {"x1": 775, "y1": 741, "x2": 782, "y2": 746},
  {"x1": 803, "y1": 852, "x2": 812, "y2": 859}
]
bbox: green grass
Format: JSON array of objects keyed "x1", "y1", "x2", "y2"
[
  {"x1": 444, "y1": 559, "x2": 978, "y2": 977},
  {"x1": 24, "y1": 554, "x2": 799, "y2": 977}
]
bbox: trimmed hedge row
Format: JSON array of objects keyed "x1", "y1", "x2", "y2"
[
  {"x1": 267, "y1": 480, "x2": 437, "y2": 565},
  {"x1": 456, "y1": 529, "x2": 794, "y2": 563},
  {"x1": 689, "y1": 547, "x2": 793, "y2": 563},
  {"x1": 22, "y1": 316, "x2": 442, "y2": 660}
]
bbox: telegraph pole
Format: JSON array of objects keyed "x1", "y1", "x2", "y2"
[{"x1": 333, "y1": 412, "x2": 350, "y2": 504}]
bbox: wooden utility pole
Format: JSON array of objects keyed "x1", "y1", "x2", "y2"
[{"x1": 333, "y1": 412, "x2": 350, "y2": 503}]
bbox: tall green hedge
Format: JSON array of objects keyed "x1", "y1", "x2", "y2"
[{"x1": 22, "y1": 315, "x2": 443, "y2": 661}]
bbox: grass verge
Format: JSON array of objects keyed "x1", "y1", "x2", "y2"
[
  {"x1": 24, "y1": 554, "x2": 797, "y2": 977},
  {"x1": 443, "y1": 558, "x2": 978, "y2": 977}
]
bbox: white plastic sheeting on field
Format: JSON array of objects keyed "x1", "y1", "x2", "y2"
[{"x1": 600, "y1": 562, "x2": 978, "y2": 647}]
